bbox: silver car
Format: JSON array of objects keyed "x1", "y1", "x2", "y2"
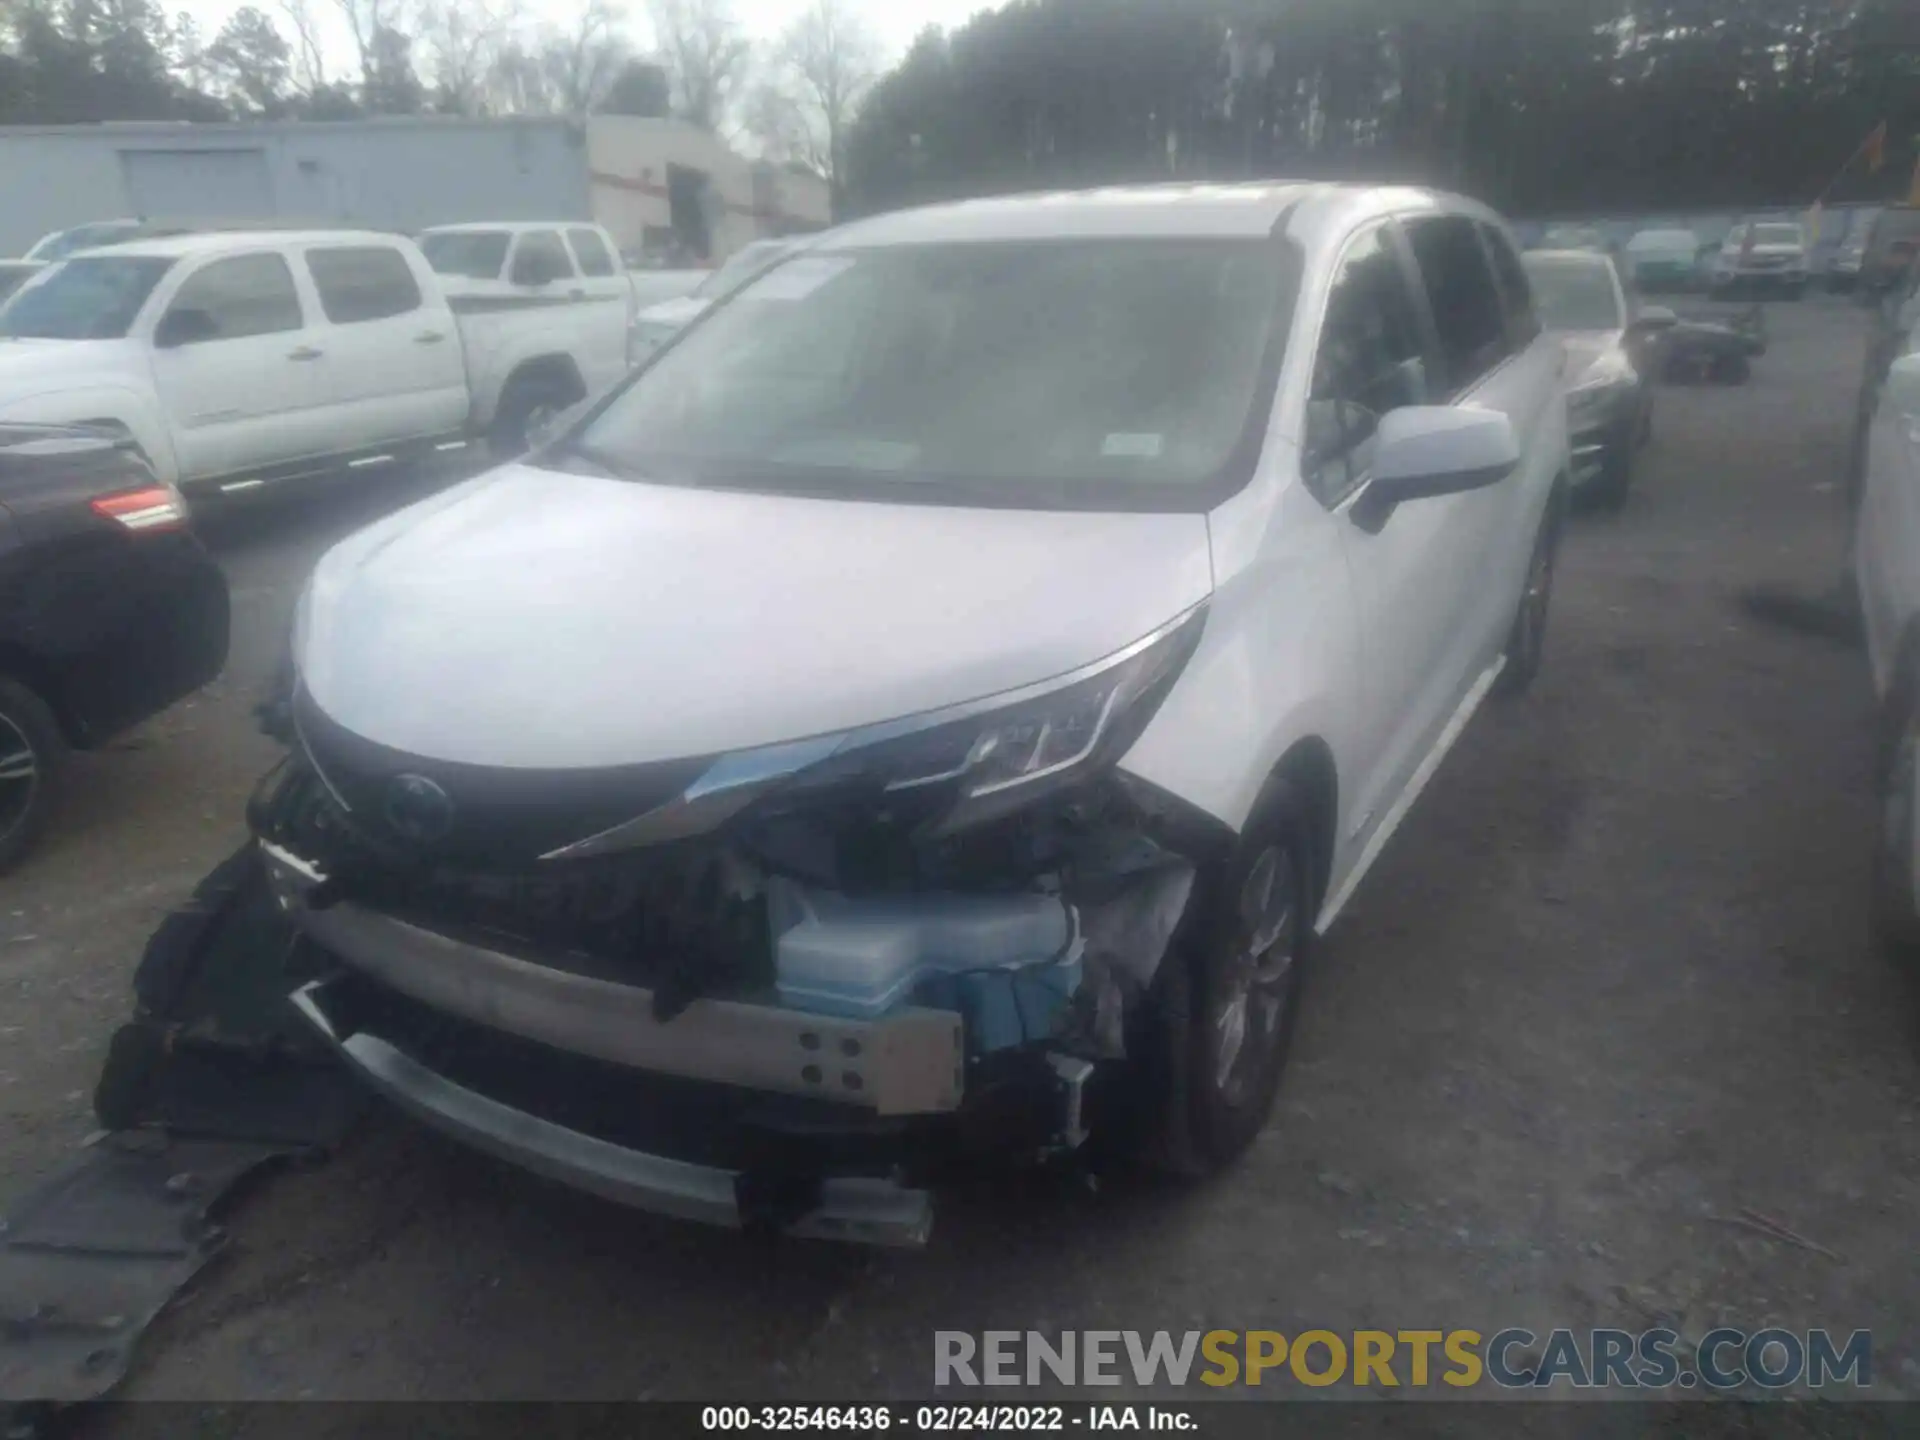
[{"x1": 1523, "y1": 249, "x2": 1664, "y2": 508}]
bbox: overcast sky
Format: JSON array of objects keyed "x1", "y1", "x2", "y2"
[{"x1": 179, "y1": 0, "x2": 990, "y2": 82}]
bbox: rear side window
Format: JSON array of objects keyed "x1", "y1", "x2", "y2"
[
  {"x1": 510, "y1": 230, "x2": 573, "y2": 285},
  {"x1": 1403, "y1": 214, "x2": 1512, "y2": 394},
  {"x1": 568, "y1": 228, "x2": 616, "y2": 277},
  {"x1": 1479, "y1": 223, "x2": 1542, "y2": 348},
  {"x1": 305, "y1": 246, "x2": 422, "y2": 324},
  {"x1": 1305, "y1": 222, "x2": 1433, "y2": 508},
  {"x1": 166, "y1": 253, "x2": 303, "y2": 340}
]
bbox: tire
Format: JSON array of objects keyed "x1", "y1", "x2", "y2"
[
  {"x1": 489, "y1": 371, "x2": 580, "y2": 458},
  {"x1": 1138, "y1": 783, "x2": 1315, "y2": 1176},
  {"x1": 0, "y1": 677, "x2": 64, "y2": 875},
  {"x1": 1713, "y1": 353, "x2": 1751, "y2": 385},
  {"x1": 1873, "y1": 681, "x2": 1920, "y2": 966},
  {"x1": 1495, "y1": 489, "x2": 1563, "y2": 696}
]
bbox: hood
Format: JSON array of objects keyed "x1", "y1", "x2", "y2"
[
  {"x1": 1558, "y1": 330, "x2": 1625, "y2": 379},
  {"x1": 0, "y1": 339, "x2": 143, "y2": 397},
  {"x1": 297, "y1": 464, "x2": 1216, "y2": 770},
  {"x1": 637, "y1": 295, "x2": 709, "y2": 329}
]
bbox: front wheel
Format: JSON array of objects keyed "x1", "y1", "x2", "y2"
[
  {"x1": 0, "y1": 677, "x2": 64, "y2": 875},
  {"x1": 489, "y1": 373, "x2": 581, "y2": 458},
  {"x1": 1140, "y1": 786, "x2": 1315, "y2": 1175}
]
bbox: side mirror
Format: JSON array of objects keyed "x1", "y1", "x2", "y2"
[
  {"x1": 1888, "y1": 353, "x2": 1920, "y2": 415},
  {"x1": 1632, "y1": 305, "x2": 1679, "y2": 333},
  {"x1": 154, "y1": 307, "x2": 217, "y2": 348},
  {"x1": 1355, "y1": 406, "x2": 1518, "y2": 525}
]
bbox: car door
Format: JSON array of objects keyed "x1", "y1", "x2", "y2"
[
  {"x1": 300, "y1": 241, "x2": 468, "y2": 450},
  {"x1": 147, "y1": 248, "x2": 334, "y2": 483},
  {"x1": 562, "y1": 226, "x2": 635, "y2": 394},
  {"x1": 1858, "y1": 284, "x2": 1920, "y2": 687},
  {"x1": 1399, "y1": 212, "x2": 1548, "y2": 667},
  {"x1": 1473, "y1": 218, "x2": 1565, "y2": 633},
  {"x1": 1304, "y1": 218, "x2": 1491, "y2": 841}
]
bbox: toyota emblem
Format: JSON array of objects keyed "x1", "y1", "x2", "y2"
[{"x1": 384, "y1": 773, "x2": 455, "y2": 844}]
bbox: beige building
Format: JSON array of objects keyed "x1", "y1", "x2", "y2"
[{"x1": 586, "y1": 116, "x2": 832, "y2": 263}]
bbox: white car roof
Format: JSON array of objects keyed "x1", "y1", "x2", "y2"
[
  {"x1": 74, "y1": 229, "x2": 410, "y2": 261},
  {"x1": 821, "y1": 182, "x2": 1507, "y2": 250},
  {"x1": 421, "y1": 221, "x2": 593, "y2": 235}
]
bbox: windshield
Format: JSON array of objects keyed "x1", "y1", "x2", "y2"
[
  {"x1": 420, "y1": 230, "x2": 510, "y2": 279},
  {"x1": 1753, "y1": 225, "x2": 1803, "y2": 247},
  {"x1": 26, "y1": 221, "x2": 145, "y2": 264},
  {"x1": 1522, "y1": 256, "x2": 1623, "y2": 331},
  {"x1": 691, "y1": 243, "x2": 787, "y2": 301},
  {"x1": 572, "y1": 239, "x2": 1292, "y2": 507},
  {"x1": 0, "y1": 255, "x2": 176, "y2": 339}
]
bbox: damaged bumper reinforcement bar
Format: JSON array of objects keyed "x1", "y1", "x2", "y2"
[
  {"x1": 261, "y1": 840, "x2": 966, "y2": 1118},
  {"x1": 288, "y1": 979, "x2": 935, "y2": 1246}
]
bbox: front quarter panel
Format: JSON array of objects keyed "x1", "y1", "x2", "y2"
[{"x1": 1119, "y1": 448, "x2": 1361, "y2": 841}]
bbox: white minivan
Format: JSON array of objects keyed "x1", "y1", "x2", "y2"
[{"x1": 261, "y1": 183, "x2": 1570, "y2": 1244}]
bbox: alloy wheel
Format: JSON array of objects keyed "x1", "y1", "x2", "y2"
[
  {"x1": 1212, "y1": 843, "x2": 1299, "y2": 1106},
  {"x1": 0, "y1": 711, "x2": 39, "y2": 843}
]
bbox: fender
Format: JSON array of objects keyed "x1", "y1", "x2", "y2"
[
  {"x1": 0, "y1": 385, "x2": 180, "y2": 484},
  {"x1": 1121, "y1": 468, "x2": 1364, "y2": 857},
  {"x1": 456, "y1": 304, "x2": 622, "y2": 430}
]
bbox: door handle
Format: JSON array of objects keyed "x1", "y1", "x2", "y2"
[
  {"x1": 415, "y1": 331, "x2": 447, "y2": 345},
  {"x1": 287, "y1": 345, "x2": 323, "y2": 361}
]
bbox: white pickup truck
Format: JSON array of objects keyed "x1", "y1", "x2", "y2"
[
  {"x1": 417, "y1": 221, "x2": 704, "y2": 314},
  {"x1": 0, "y1": 228, "x2": 630, "y2": 496}
]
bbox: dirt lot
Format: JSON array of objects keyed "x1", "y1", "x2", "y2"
[{"x1": 4, "y1": 298, "x2": 1917, "y2": 1413}]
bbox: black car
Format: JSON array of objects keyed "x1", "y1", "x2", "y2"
[{"x1": 0, "y1": 426, "x2": 229, "y2": 870}]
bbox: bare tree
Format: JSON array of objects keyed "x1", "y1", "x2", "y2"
[
  {"x1": 417, "y1": 0, "x2": 519, "y2": 113},
  {"x1": 748, "y1": 0, "x2": 878, "y2": 193},
  {"x1": 276, "y1": 0, "x2": 326, "y2": 87},
  {"x1": 332, "y1": 0, "x2": 408, "y2": 90},
  {"x1": 484, "y1": 0, "x2": 628, "y2": 115},
  {"x1": 645, "y1": 0, "x2": 745, "y2": 131}
]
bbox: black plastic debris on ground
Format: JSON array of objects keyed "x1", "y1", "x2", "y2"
[{"x1": 0, "y1": 843, "x2": 366, "y2": 1411}]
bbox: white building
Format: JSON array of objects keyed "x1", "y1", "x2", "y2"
[{"x1": 0, "y1": 114, "x2": 830, "y2": 261}]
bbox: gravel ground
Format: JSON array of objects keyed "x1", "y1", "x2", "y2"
[{"x1": 4, "y1": 299, "x2": 1916, "y2": 1418}]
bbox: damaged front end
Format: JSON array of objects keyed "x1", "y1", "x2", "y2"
[{"x1": 253, "y1": 608, "x2": 1222, "y2": 1245}]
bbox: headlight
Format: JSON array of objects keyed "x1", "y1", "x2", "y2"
[
  {"x1": 1568, "y1": 364, "x2": 1633, "y2": 417},
  {"x1": 544, "y1": 606, "x2": 1209, "y2": 860},
  {"x1": 816, "y1": 605, "x2": 1208, "y2": 835}
]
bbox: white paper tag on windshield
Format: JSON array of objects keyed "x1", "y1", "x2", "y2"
[
  {"x1": 749, "y1": 256, "x2": 854, "y2": 302},
  {"x1": 1102, "y1": 432, "x2": 1164, "y2": 459}
]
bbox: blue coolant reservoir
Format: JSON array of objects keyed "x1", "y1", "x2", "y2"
[{"x1": 769, "y1": 880, "x2": 1082, "y2": 1051}]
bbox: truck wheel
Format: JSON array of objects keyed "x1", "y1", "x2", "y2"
[
  {"x1": 1141, "y1": 782, "x2": 1315, "y2": 1176},
  {"x1": 0, "y1": 677, "x2": 64, "y2": 874},
  {"x1": 490, "y1": 373, "x2": 580, "y2": 458}
]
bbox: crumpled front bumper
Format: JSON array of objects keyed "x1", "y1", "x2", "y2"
[
  {"x1": 289, "y1": 976, "x2": 935, "y2": 1245},
  {"x1": 262, "y1": 839, "x2": 963, "y2": 1245}
]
